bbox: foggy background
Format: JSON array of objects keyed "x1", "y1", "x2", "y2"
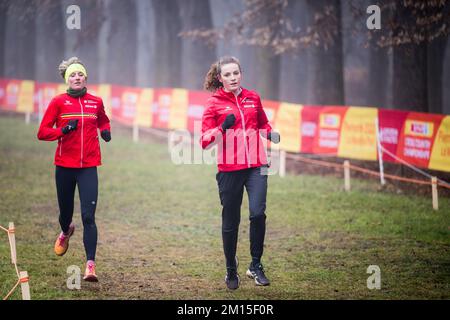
[{"x1": 0, "y1": 0, "x2": 449, "y2": 114}]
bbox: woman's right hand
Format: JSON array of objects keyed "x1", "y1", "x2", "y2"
[
  {"x1": 62, "y1": 119, "x2": 78, "y2": 134},
  {"x1": 221, "y1": 114, "x2": 236, "y2": 131}
]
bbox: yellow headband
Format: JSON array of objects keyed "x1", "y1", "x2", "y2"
[{"x1": 64, "y1": 63, "x2": 87, "y2": 83}]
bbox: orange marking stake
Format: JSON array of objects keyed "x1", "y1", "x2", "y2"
[
  {"x1": 20, "y1": 271, "x2": 30, "y2": 300},
  {"x1": 8, "y1": 222, "x2": 16, "y2": 265}
]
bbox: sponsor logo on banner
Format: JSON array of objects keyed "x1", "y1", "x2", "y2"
[
  {"x1": 379, "y1": 127, "x2": 398, "y2": 144},
  {"x1": 320, "y1": 114, "x2": 340, "y2": 128},
  {"x1": 122, "y1": 92, "x2": 138, "y2": 117},
  {"x1": 159, "y1": 94, "x2": 171, "y2": 106},
  {"x1": 187, "y1": 104, "x2": 205, "y2": 118},
  {"x1": 111, "y1": 97, "x2": 120, "y2": 109},
  {"x1": 405, "y1": 120, "x2": 433, "y2": 138},
  {"x1": 302, "y1": 121, "x2": 317, "y2": 137}
]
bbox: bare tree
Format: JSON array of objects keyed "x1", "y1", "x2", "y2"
[
  {"x1": 177, "y1": 0, "x2": 216, "y2": 90},
  {"x1": 181, "y1": 0, "x2": 449, "y2": 111},
  {"x1": 0, "y1": 0, "x2": 9, "y2": 76},
  {"x1": 151, "y1": 0, "x2": 182, "y2": 88},
  {"x1": 3, "y1": 0, "x2": 37, "y2": 79},
  {"x1": 34, "y1": 0, "x2": 64, "y2": 82}
]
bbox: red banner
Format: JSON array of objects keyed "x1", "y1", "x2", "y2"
[
  {"x1": 396, "y1": 112, "x2": 444, "y2": 168},
  {"x1": 1, "y1": 77, "x2": 449, "y2": 173},
  {"x1": 302, "y1": 106, "x2": 348, "y2": 155},
  {"x1": 187, "y1": 91, "x2": 209, "y2": 133},
  {"x1": 0, "y1": 78, "x2": 8, "y2": 108},
  {"x1": 152, "y1": 89, "x2": 172, "y2": 129},
  {"x1": 378, "y1": 110, "x2": 409, "y2": 162},
  {"x1": 110, "y1": 85, "x2": 141, "y2": 125}
]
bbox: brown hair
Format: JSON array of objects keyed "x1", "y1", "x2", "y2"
[{"x1": 203, "y1": 56, "x2": 241, "y2": 92}]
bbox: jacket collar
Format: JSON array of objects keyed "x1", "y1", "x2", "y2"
[{"x1": 213, "y1": 87, "x2": 245, "y2": 102}]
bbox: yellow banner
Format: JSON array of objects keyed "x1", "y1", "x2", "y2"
[
  {"x1": 429, "y1": 116, "x2": 450, "y2": 171},
  {"x1": 168, "y1": 89, "x2": 188, "y2": 130},
  {"x1": 17, "y1": 80, "x2": 34, "y2": 113},
  {"x1": 57, "y1": 84, "x2": 67, "y2": 95},
  {"x1": 275, "y1": 103, "x2": 302, "y2": 152},
  {"x1": 97, "y1": 84, "x2": 112, "y2": 118},
  {"x1": 337, "y1": 107, "x2": 378, "y2": 160},
  {"x1": 135, "y1": 88, "x2": 153, "y2": 127}
]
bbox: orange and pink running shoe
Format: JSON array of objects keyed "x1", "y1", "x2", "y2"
[
  {"x1": 54, "y1": 223, "x2": 75, "y2": 256},
  {"x1": 83, "y1": 260, "x2": 98, "y2": 282}
]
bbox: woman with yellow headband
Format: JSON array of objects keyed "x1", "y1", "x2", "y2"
[{"x1": 37, "y1": 57, "x2": 111, "y2": 282}]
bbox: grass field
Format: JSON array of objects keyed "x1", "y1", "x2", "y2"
[{"x1": 0, "y1": 114, "x2": 449, "y2": 300}]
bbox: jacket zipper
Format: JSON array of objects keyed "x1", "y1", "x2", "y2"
[
  {"x1": 234, "y1": 94, "x2": 251, "y2": 167},
  {"x1": 78, "y1": 97, "x2": 84, "y2": 167},
  {"x1": 59, "y1": 137, "x2": 63, "y2": 156}
]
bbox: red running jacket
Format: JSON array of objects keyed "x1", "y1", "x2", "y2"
[
  {"x1": 37, "y1": 92, "x2": 111, "y2": 168},
  {"x1": 201, "y1": 87, "x2": 273, "y2": 172}
]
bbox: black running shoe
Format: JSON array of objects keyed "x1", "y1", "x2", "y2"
[
  {"x1": 246, "y1": 263, "x2": 270, "y2": 286},
  {"x1": 225, "y1": 269, "x2": 240, "y2": 290}
]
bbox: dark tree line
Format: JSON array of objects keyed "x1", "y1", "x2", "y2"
[{"x1": 0, "y1": 0, "x2": 449, "y2": 113}]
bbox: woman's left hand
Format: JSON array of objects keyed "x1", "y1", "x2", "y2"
[{"x1": 101, "y1": 129, "x2": 111, "y2": 142}]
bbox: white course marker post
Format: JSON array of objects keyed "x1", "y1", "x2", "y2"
[
  {"x1": 19, "y1": 271, "x2": 30, "y2": 300},
  {"x1": 344, "y1": 160, "x2": 351, "y2": 192},
  {"x1": 8, "y1": 222, "x2": 16, "y2": 265},
  {"x1": 25, "y1": 112, "x2": 31, "y2": 124},
  {"x1": 431, "y1": 177, "x2": 438, "y2": 210},
  {"x1": 279, "y1": 150, "x2": 286, "y2": 178},
  {"x1": 133, "y1": 122, "x2": 139, "y2": 143},
  {"x1": 375, "y1": 118, "x2": 386, "y2": 186}
]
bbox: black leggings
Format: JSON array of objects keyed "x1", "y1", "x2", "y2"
[
  {"x1": 216, "y1": 166, "x2": 267, "y2": 271},
  {"x1": 55, "y1": 166, "x2": 98, "y2": 261}
]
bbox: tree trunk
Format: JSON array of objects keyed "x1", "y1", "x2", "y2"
[
  {"x1": 35, "y1": 1, "x2": 64, "y2": 82},
  {"x1": 443, "y1": 37, "x2": 450, "y2": 114},
  {"x1": 306, "y1": 0, "x2": 344, "y2": 105},
  {"x1": 102, "y1": 0, "x2": 137, "y2": 86},
  {"x1": 178, "y1": 0, "x2": 216, "y2": 91},
  {"x1": 151, "y1": 0, "x2": 182, "y2": 88},
  {"x1": 135, "y1": 0, "x2": 155, "y2": 87},
  {"x1": 0, "y1": 0, "x2": 9, "y2": 77},
  {"x1": 3, "y1": 0, "x2": 36, "y2": 79},
  {"x1": 279, "y1": 0, "x2": 310, "y2": 104},
  {"x1": 393, "y1": 44, "x2": 428, "y2": 112},
  {"x1": 427, "y1": 38, "x2": 446, "y2": 114},
  {"x1": 254, "y1": 49, "x2": 280, "y2": 100}
]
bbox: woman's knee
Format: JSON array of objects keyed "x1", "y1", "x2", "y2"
[{"x1": 81, "y1": 213, "x2": 96, "y2": 226}]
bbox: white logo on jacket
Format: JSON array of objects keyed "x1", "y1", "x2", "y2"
[{"x1": 85, "y1": 104, "x2": 97, "y2": 109}]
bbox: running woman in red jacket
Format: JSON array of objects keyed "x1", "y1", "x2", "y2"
[
  {"x1": 201, "y1": 56, "x2": 280, "y2": 290},
  {"x1": 37, "y1": 57, "x2": 111, "y2": 282}
]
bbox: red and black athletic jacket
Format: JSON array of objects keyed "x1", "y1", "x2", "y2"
[
  {"x1": 37, "y1": 92, "x2": 111, "y2": 168},
  {"x1": 201, "y1": 87, "x2": 273, "y2": 172}
]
